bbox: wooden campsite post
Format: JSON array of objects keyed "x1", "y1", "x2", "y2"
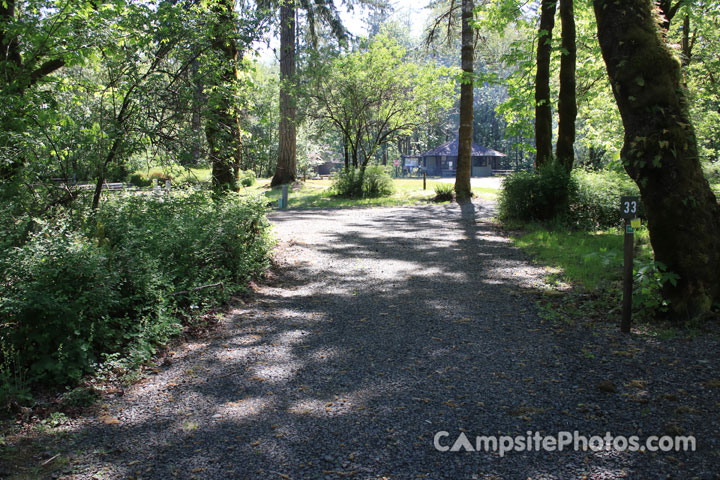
[
  {"x1": 423, "y1": 171, "x2": 427, "y2": 190},
  {"x1": 620, "y1": 196, "x2": 639, "y2": 333}
]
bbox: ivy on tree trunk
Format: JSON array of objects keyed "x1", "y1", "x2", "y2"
[
  {"x1": 594, "y1": 0, "x2": 720, "y2": 320},
  {"x1": 205, "y1": 0, "x2": 243, "y2": 191}
]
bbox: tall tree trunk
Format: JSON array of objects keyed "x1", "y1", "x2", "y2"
[
  {"x1": 0, "y1": 1, "x2": 21, "y2": 79},
  {"x1": 656, "y1": 0, "x2": 683, "y2": 31},
  {"x1": 594, "y1": 0, "x2": 720, "y2": 320},
  {"x1": 555, "y1": 0, "x2": 576, "y2": 171},
  {"x1": 205, "y1": 0, "x2": 242, "y2": 191},
  {"x1": 91, "y1": 134, "x2": 124, "y2": 209},
  {"x1": 190, "y1": 58, "x2": 204, "y2": 165},
  {"x1": 680, "y1": 13, "x2": 692, "y2": 67},
  {"x1": 534, "y1": 0, "x2": 557, "y2": 169},
  {"x1": 343, "y1": 135, "x2": 349, "y2": 169},
  {"x1": 454, "y1": 0, "x2": 474, "y2": 203},
  {"x1": 271, "y1": 1, "x2": 297, "y2": 187}
]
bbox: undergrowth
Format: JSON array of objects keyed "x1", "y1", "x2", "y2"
[{"x1": 0, "y1": 190, "x2": 273, "y2": 407}]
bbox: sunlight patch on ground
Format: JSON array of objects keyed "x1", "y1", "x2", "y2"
[
  {"x1": 234, "y1": 334, "x2": 264, "y2": 345},
  {"x1": 273, "y1": 329, "x2": 313, "y2": 345},
  {"x1": 287, "y1": 384, "x2": 391, "y2": 418},
  {"x1": 251, "y1": 363, "x2": 301, "y2": 383},
  {"x1": 477, "y1": 233, "x2": 511, "y2": 243},
  {"x1": 485, "y1": 258, "x2": 548, "y2": 289},
  {"x1": 308, "y1": 347, "x2": 341, "y2": 363},
  {"x1": 214, "y1": 347, "x2": 253, "y2": 362},
  {"x1": 288, "y1": 398, "x2": 352, "y2": 417},
  {"x1": 170, "y1": 341, "x2": 211, "y2": 360},
  {"x1": 217, "y1": 396, "x2": 275, "y2": 420}
]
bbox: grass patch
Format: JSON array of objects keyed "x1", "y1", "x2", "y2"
[
  {"x1": 127, "y1": 168, "x2": 502, "y2": 207},
  {"x1": 133, "y1": 166, "x2": 213, "y2": 184},
  {"x1": 474, "y1": 187, "x2": 500, "y2": 201},
  {"x1": 245, "y1": 178, "x2": 497, "y2": 208},
  {"x1": 513, "y1": 226, "x2": 653, "y2": 291},
  {"x1": 509, "y1": 224, "x2": 683, "y2": 325}
]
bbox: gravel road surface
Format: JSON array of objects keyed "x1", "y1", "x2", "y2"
[{"x1": 58, "y1": 201, "x2": 720, "y2": 479}]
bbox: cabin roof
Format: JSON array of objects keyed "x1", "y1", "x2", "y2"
[{"x1": 418, "y1": 138, "x2": 506, "y2": 157}]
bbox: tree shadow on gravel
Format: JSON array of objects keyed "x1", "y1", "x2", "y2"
[{"x1": 16, "y1": 203, "x2": 720, "y2": 479}]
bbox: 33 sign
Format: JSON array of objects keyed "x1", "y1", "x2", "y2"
[{"x1": 620, "y1": 196, "x2": 640, "y2": 219}]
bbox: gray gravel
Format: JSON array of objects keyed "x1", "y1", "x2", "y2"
[{"x1": 58, "y1": 201, "x2": 719, "y2": 479}]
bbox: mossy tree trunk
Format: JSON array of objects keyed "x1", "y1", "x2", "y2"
[
  {"x1": 271, "y1": 2, "x2": 297, "y2": 187},
  {"x1": 555, "y1": 0, "x2": 576, "y2": 172},
  {"x1": 454, "y1": 0, "x2": 474, "y2": 203},
  {"x1": 534, "y1": 0, "x2": 557, "y2": 169},
  {"x1": 594, "y1": 0, "x2": 720, "y2": 320},
  {"x1": 205, "y1": 0, "x2": 242, "y2": 191}
]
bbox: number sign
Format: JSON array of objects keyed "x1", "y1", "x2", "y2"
[{"x1": 620, "y1": 196, "x2": 639, "y2": 219}]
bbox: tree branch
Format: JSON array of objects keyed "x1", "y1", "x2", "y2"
[{"x1": 27, "y1": 58, "x2": 65, "y2": 88}]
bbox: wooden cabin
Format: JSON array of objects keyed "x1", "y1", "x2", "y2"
[{"x1": 405, "y1": 138, "x2": 506, "y2": 177}]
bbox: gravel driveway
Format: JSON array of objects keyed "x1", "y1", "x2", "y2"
[{"x1": 59, "y1": 201, "x2": 719, "y2": 479}]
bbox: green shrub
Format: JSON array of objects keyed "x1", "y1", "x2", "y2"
[
  {"x1": 106, "y1": 163, "x2": 129, "y2": 183},
  {"x1": 332, "y1": 165, "x2": 394, "y2": 198},
  {"x1": 239, "y1": 169, "x2": 256, "y2": 187},
  {"x1": 362, "y1": 165, "x2": 394, "y2": 197},
  {"x1": 703, "y1": 161, "x2": 720, "y2": 183},
  {"x1": 433, "y1": 183, "x2": 454, "y2": 202},
  {"x1": 332, "y1": 167, "x2": 363, "y2": 198},
  {"x1": 498, "y1": 165, "x2": 642, "y2": 228},
  {"x1": 570, "y1": 169, "x2": 640, "y2": 229},
  {"x1": 499, "y1": 162, "x2": 576, "y2": 222},
  {"x1": 633, "y1": 259, "x2": 680, "y2": 321},
  {"x1": 128, "y1": 172, "x2": 152, "y2": 187},
  {"x1": 96, "y1": 191, "x2": 273, "y2": 298},
  {"x1": 0, "y1": 191, "x2": 273, "y2": 388},
  {"x1": 0, "y1": 223, "x2": 123, "y2": 384}
]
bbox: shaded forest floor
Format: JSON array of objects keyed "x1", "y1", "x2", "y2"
[{"x1": 2, "y1": 201, "x2": 719, "y2": 479}]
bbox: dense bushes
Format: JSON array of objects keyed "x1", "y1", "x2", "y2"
[
  {"x1": 570, "y1": 169, "x2": 640, "y2": 229},
  {"x1": 499, "y1": 165, "x2": 640, "y2": 229},
  {"x1": 332, "y1": 166, "x2": 395, "y2": 198},
  {"x1": 0, "y1": 191, "x2": 273, "y2": 395},
  {"x1": 499, "y1": 162, "x2": 576, "y2": 222},
  {"x1": 128, "y1": 172, "x2": 152, "y2": 187},
  {"x1": 1, "y1": 227, "x2": 122, "y2": 384}
]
